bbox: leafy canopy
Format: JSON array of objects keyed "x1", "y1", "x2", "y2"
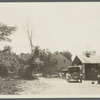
[{"x1": 0, "y1": 23, "x2": 17, "y2": 42}]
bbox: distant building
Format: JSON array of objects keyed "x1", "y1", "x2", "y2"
[
  {"x1": 73, "y1": 55, "x2": 100, "y2": 80},
  {"x1": 52, "y1": 52, "x2": 72, "y2": 72}
]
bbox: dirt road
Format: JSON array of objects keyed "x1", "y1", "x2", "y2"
[{"x1": 16, "y1": 77, "x2": 100, "y2": 97}]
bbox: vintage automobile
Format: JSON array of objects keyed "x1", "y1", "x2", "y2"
[{"x1": 66, "y1": 66, "x2": 82, "y2": 82}]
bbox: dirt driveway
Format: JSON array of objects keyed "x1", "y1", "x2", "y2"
[{"x1": 16, "y1": 77, "x2": 100, "y2": 97}]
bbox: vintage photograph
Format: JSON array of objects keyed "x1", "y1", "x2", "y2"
[{"x1": 0, "y1": 2, "x2": 100, "y2": 97}]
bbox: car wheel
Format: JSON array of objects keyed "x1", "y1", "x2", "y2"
[
  {"x1": 98, "y1": 80, "x2": 100, "y2": 84},
  {"x1": 80, "y1": 78, "x2": 82, "y2": 83}
]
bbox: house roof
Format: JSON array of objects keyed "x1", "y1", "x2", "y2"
[
  {"x1": 52, "y1": 52, "x2": 72, "y2": 70},
  {"x1": 74, "y1": 55, "x2": 100, "y2": 64}
]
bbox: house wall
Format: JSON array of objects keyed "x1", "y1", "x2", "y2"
[
  {"x1": 85, "y1": 64, "x2": 100, "y2": 80},
  {"x1": 82, "y1": 63, "x2": 85, "y2": 79},
  {"x1": 72, "y1": 56, "x2": 100, "y2": 80},
  {"x1": 74, "y1": 63, "x2": 100, "y2": 80}
]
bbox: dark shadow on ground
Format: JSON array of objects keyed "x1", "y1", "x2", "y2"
[{"x1": 66, "y1": 81, "x2": 82, "y2": 83}]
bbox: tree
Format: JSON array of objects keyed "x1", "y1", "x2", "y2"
[
  {"x1": 24, "y1": 21, "x2": 39, "y2": 79},
  {"x1": 60, "y1": 51, "x2": 72, "y2": 61},
  {"x1": 26, "y1": 46, "x2": 40, "y2": 78},
  {"x1": 24, "y1": 21, "x2": 36, "y2": 53},
  {"x1": 0, "y1": 23, "x2": 17, "y2": 78},
  {"x1": 0, "y1": 50, "x2": 20, "y2": 78},
  {"x1": 0, "y1": 23, "x2": 16, "y2": 42},
  {"x1": 83, "y1": 50, "x2": 96, "y2": 57},
  {"x1": 39, "y1": 49, "x2": 57, "y2": 77},
  {"x1": 18, "y1": 47, "x2": 42, "y2": 79},
  {"x1": 2, "y1": 46, "x2": 12, "y2": 53}
]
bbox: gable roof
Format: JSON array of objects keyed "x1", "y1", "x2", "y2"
[
  {"x1": 73, "y1": 55, "x2": 100, "y2": 64},
  {"x1": 52, "y1": 52, "x2": 72, "y2": 70}
]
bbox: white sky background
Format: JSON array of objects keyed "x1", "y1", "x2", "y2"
[{"x1": 0, "y1": 2, "x2": 100, "y2": 58}]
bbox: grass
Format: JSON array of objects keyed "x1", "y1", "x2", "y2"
[{"x1": 0, "y1": 78, "x2": 21, "y2": 95}]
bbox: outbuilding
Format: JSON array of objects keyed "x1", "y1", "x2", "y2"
[{"x1": 73, "y1": 55, "x2": 100, "y2": 80}]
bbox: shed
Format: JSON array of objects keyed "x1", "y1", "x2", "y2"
[{"x1": 73, "y1": 55, "x2": 100, "y2": 80}]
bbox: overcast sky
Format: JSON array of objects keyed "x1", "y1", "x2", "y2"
[{"x1": 0, "y1": 2, "x2": 100, "y2": 57}]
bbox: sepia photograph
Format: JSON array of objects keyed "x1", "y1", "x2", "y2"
[{"x1": 0, "y1": 2, "x2": 100, "y2": 98}]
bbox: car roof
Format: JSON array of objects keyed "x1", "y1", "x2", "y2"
[{"x1": 68, "y1": 66, "x2": 80, "y2": 69}]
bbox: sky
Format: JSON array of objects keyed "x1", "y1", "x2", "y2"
[{"x1": 0, "y1": 2, "x2": 100, "y2": 58}]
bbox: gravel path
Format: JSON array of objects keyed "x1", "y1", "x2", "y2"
[
  {"x1": 16, "y1": 77, "x2": 100, "y2": 97},
  {"x1": 15, "y1": 78, "x2": 49, "y2": 95}
]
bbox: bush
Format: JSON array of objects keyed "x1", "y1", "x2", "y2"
[{"x1": 0, "y1": 79, "x2": 20, "y2": 95}]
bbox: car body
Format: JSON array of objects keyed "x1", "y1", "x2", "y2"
[
  {"x1": 97, "y1": 74, "x2": 100, "y2": 84},
  {"x1": 66, "y1": 66, "x2": 82, "y2": 82}
]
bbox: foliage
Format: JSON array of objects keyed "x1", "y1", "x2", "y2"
[
  {"x1": 2, "y1": 46, "x2": 12, "y2": 53},
  {"x1": 18, "y1": 47, "x2": 72, "y2": 78},
  {"x1": 0, "y1": 22, "x2": 73, "y2": 79},
  {"x1": 18, "y1": 47, "x2": 57, "y2": 78},
  {"x1": 39, "y1": 49, "x2": 57, "y2": 77},
  {"x1": 0, "y1": 23, "x2": 18, "y2": 78},
  {"x1": 25, "y1": 46, "x2": 40, "y2": 79},
  {"x1": 0, "y1": 47, "x2": 20, "y2": 78},
  {"x1": 83, "y1": 50, "x2": 96, "y2": 57},
  {"x1": 60, "y1": 51, "x2": 72, "y2": 61},
  {"x1": 0, "y1": 79, "x2": 20, "y2": 95},
  {"x1": 0, "y1": 23, "x2": 17, "y2": 42},
  {"x1": 0, "y1": 44, "x2": 72, "y2": 79},
  {"x1": 18, "y1": 46, "x2": 40, "y2": 79}
]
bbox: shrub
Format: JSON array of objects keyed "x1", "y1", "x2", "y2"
[{"x1": 0, "y1": 79, "x2": 20, "y2": 95}]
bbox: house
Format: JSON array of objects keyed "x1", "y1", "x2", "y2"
[
  {"x1": 52, "y1": 52, "x2": 72, "y2": 72},
  {"x1": 73, "y1": 55, "x2": 100, "y2": 80}
]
